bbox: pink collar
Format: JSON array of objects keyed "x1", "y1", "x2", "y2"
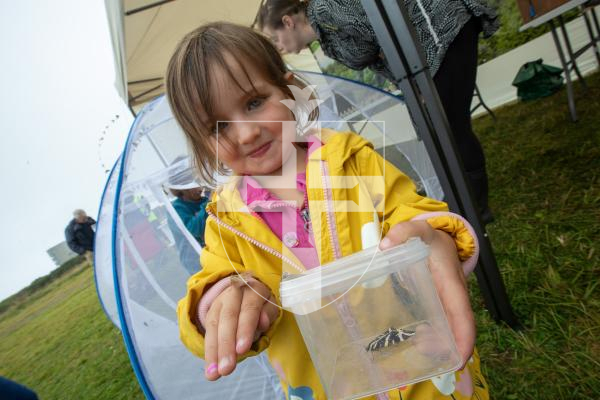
[{"x1": 239, "y1": 135, "x2": 321, "y2": 210}]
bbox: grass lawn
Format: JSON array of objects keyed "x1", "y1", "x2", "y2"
[
  {"x1": 0, "y1": 262, "x2": 144, "y2": 399},
  {"x1": 0, "y1": 73, "x2": 598, "y2": 400},
  {"x1": 471, "y1": 71, "x2": 600, "y2": 399}
]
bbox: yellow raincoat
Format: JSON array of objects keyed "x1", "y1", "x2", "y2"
[{"x1": 178, "y1": 130, "x2": 488, "y2": 400}]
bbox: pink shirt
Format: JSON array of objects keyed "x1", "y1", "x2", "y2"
[{"x1": 238, "y1": 137, "x2": 322, "y2": 270}]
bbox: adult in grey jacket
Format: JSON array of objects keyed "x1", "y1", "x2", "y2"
[
  {"x1": 258, "y1": 0, "x2": 497, "y2": 224},
  {"x1": 65, "y1": 209, "x2": 95, "y2": 260}
]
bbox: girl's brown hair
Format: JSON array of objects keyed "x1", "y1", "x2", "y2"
[
  {"x1": 166, "y1": 22, "x2": 301, "y2": 185},
  {"x1": 256, "y1": 0, "x2": 309, "y2": 30}
]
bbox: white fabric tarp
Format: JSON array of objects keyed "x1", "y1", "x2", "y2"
[{"x1": 105, "y1": 0, "x2": 321, "y2": 110}]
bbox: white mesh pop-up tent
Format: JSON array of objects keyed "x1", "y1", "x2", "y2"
[{"x1": 94, "y1": 71, "x2": 443, "y2": 399}]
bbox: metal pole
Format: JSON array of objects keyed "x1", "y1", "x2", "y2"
[
  {"x1": 581, "y1": 8, "x2": 600, "y2": 65},
  {"x1": 549, "y1": 20, "x2": 578, "y2": 121},
  {"x1": 361, "y1": 0, "x2": 520, "y2": 328},
  {"x1": 558, "y1": 15, "x2": 587, "y2": 88},
  {"x1": 125, "y1": 0, "x2": 175, "y2": 16},
  {"x1": 146, "y1": 134, "x2": 169, "y2": 168}
]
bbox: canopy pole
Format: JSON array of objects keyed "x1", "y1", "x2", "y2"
[
  {"x1": 129, "y1": 83, "x2": 164, "y2": 103},
  {"x1": 128, "y1": 77, "x2": 163, "y2": 85},
  {"x1": 146, "y1": 134, "x2": 169, "y2": 167},
  {"x1": 361, "y1": 0, "x2": 520, "y2": 328},
  {"x1": 125, "y1": 0, "x2": 175, "y2": 16}
]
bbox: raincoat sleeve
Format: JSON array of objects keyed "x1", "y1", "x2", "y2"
[
  {"x1": 355, "y1": 144, "x2": 477, "y2": 265},
  {"x1": 177, "y1": 215, "x2": 283, "y2": 362}
]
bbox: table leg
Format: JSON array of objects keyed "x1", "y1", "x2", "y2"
[
  {"x1": 582, "y1": 8, "x2": 600, "y2": 66},
  {"x1": 558, "y1": 15, "x2": 587, "y2": 88},
  {"x1": 550, "y1": 20, "x2": 577, "y2": 122},
  {"x1": 591, "y1": 7, "x2": 600, "y2": 56}
]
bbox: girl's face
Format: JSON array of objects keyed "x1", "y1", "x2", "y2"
[{"x1": 205, "y1": 55, "x2": 296, "y2": 177}]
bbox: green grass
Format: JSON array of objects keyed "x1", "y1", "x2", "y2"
[
  {"x1": 471, "y1": 72, "x2": 600, "y2": 399},
  {"x1": 1, "y1": 74, "x2": 598, "y2": 399},
  {"x1": 0, "y1": 262, "x2": 144, "y2": 399},
  {"x1": 0, "y1": 255, "x2": 85, "y2": 315}
]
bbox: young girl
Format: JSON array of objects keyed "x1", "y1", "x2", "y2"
[
  {"x1": 257, "y1": 0, "x2": 497, "y2": 224},
  {"x1": 167, "y1": 22, "x2": 488, "y2": 400}
]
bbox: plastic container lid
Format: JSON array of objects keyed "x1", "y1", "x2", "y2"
[{"x1": 280, "y1": 238, "x2": 430, "y2": 311}]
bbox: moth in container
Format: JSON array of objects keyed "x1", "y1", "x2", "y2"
[{"x1": 365, "y1": 327, "x2": 416, "y2": 352}]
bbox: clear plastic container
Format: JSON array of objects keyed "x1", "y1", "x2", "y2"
[{"x1": 280, "y1": 239, "x2": 461, "y2": 400}]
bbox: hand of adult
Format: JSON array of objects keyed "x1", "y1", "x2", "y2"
[
  {"x1": 379, "y1": 220, "x2": 475, "y2": 367},
  {"x1": 203, "y1": 278, "x2": 280, "y2": 380}
]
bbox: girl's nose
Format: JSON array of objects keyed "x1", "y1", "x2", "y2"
[{"x1": 235, "y1": 121, "x2": 261, "y2": 145}]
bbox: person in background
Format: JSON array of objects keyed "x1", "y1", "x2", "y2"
[
  {"x1": 257, "y1": 0, "x2": 498, "y2": 224},
  {"x1": 168, "y1": 171, "x2": 211, "y2": 248},
  {"x1": 65, "y1": 209, "x2": 95, "y2": 264},
  {"x1": 166, "y1": 161, "x2": 211, "y2": 274}
]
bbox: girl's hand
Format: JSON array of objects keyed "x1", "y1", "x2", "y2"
[
  {"x1": 379, "y1": 220, "x2": 475, "y2": 367},
  {"x1": 204, "y1": 278, "x2": 280, "y2": 380}
]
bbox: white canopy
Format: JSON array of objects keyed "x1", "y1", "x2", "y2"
[{"x1": 105, "y1": 0, "x2": 322, "y2": 111}]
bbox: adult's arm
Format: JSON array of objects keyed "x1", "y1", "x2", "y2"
[
  {"x1": 308, "y1": 0, "x2": 383, "y2": 70},
  {"x1": 174, "y1": 199, "x2": 208, "y2": 241},
  {"x1": 65, "y1": 226, "x2": 85, "y2": 255}
]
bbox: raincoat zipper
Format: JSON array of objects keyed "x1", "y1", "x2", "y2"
[
  {"x1": 206, "y1": 209, "x2": 305, "y2": 274},
  {"x1": 320, "y1": 160, "x2": 342, "y2": 260}
]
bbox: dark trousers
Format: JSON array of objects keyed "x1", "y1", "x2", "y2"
[
  {"x1": 0, "y1": 377, "x2": 38, "y2": 400},
  {"x1": 433, "y1": 16, "x2": 490, "y2": 212}
]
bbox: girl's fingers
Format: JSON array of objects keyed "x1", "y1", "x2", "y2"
[
  {"x1": 204, "y1": 301, "x2": 222, "y2": 381},
  {"x1": 217, "y1": 286, "x2": 243, "y2": 376},
  {"x1": 257, "y1": 310, "x2": 271, "y2": 335},
  {"x1": 379, "y1": 220, "x2": 434, "y2": 250},
  {"x1": 235, "y1": 289, "x2": 265, "y2": 355},
  {"x1": 428, "y1": 232, "x2": 475, "y2": 366},
  {"x1": 440, "y1": 276, "x2": 475, "y2": 367},
  {"x1": 255, "y1": 293, "x2": 281, "y2": 335},
  {"x1": 235, "y1": 281, "x2": 274, "y2": 355},
  {"x1": 260, "y1": 295, "x2": 280, "y2": 331}
]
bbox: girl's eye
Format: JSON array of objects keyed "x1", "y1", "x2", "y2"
[
  {"x1": 247, "y1": 97, "x2": 264, "y2": 111},
  {"x1": 212, "y1": 121, "x2": 229, "y2": 135}
]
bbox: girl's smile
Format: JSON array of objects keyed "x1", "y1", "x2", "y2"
[
  {"x1": 204, "y1": 54, "x2": 298, "y2": 178},
  {"x1": 247, "y1": 141, "x2": 273, "y2": 158}
]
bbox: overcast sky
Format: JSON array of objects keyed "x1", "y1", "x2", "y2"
[{"x1": 0, "y1": 0, "x2": 133, "y2": 300}]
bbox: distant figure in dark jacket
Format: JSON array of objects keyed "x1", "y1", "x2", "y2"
[{"x1": 65, "y1": 209, "x2": 95, "y2": 264}]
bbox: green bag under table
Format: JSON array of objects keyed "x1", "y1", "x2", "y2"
[{"x1": 512, "y1": 59, "x2": 564, "y2": 101}]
